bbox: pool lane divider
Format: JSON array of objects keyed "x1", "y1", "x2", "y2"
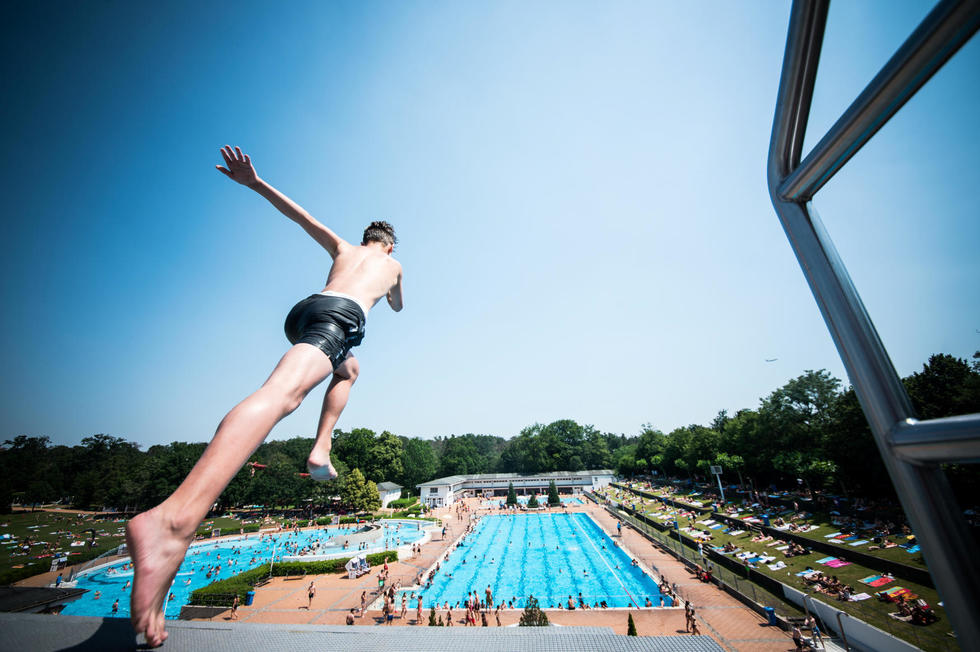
[{"x1": 569, "y1": 512, "x2": 640, "y2": 609}]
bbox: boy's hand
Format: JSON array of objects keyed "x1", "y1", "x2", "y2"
[{"x1": 216, "y1": 145, "x2": 259, "y2": 186}]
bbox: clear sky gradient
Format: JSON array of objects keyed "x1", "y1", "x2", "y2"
[{"x1": 2, "y1": 1, "x2": 977, "y2": 448}]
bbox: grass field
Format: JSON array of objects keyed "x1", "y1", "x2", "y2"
[
  {"x1": 600, "y1": 486, "x2": 957, "y2": 652},
  {"x1": 0, "y1": 510, "x2": 129, "y2": 584}
]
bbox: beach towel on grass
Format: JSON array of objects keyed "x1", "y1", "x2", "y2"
[
  {"x1": 905, "y1": 545, "x2": 920, "y2": 553},
  {"x1": 859, "y1": 575, "x2": 881, "y2": 584},
  {"x1": 768, "y1": 561, "x2": 787, "y2": 571},
  {"x1": 775, "y1": 545, "x2": 790, "y2": 551},
  {"x1": 796, "y1": 569, "x2": 818, "y2": 577},
  {"x1": 709, "y1": 524, "x2": 724, "y2": 530},
  {"x1": 848, "y1": 540, "x2": 869, "y2": 547},
  {"x1": 824, "y1": 532, "x2": 842, "y2": 538},
  {"x1": 816, "y1": 556, "x2": 837, "y2": 564},
  {"x1": 869, "y1": 577, "x2": 893, "y2": 588},
  {"x1": 826, "y1": 560, "x2": 851, "y2": 568},
  {"x1": 851, "y1": 593, "x2": 872, "y2": 601}
]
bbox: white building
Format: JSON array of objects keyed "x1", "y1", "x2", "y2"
[
  {"x1": 377, "y1": 481, "x2": 402, "y2": 508},
  {"x1": 416, "y1": 470, "x2": 615, "y2": 508}
]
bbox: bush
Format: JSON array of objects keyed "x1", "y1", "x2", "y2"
[
  {"x1": 189, "y1": 551, "x2": 397, "y2": 605},
  {"x1": 518, "y1": 596, "x2": 549, "y2": 626},
  {"x1": 627, "y1": 613, "x2": 637, "y2": 636},
  {"x1": 389, "y1": 497, "x2": 418, "y2": 509}
]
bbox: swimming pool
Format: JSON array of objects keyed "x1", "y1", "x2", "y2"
[
  {"x1": 61, "y1": 520, "x2": 427, "y2": 619},
  {"x1": 405, "y1": 513, "x2": 671, "y2": 609}
]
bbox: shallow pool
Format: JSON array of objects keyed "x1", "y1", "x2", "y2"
[
  {"x1": 62, "y1": 521, "x2": 426, "y2": 619},
  {"x1": 404, "y1": 513, "x2": 670, "y2": 609}
]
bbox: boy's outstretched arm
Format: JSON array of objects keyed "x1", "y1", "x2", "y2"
[
  {"x1": 387, "y1": 267, "x2": 404, "y2": 312},
  {"x1": 216, "y1": 145, "x2": 346, "y2": 258}
]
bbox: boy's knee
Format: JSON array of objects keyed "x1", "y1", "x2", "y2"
[{"x1": 337, "y1": 357, "x2": 360, "y2": 382}]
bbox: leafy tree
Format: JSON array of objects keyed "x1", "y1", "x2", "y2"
[
  {"x1": 340, "y1": 469, "x2": 380, "y2": 513},
  {"x1": 332, "y1": 428, "x2": 377, "y2": 476},
  {"x1": 366, "y1": 431, "x2": 404, "y2": 484},
  {"x1": 361, "y1": 479, "x2": 382, "y2": 513},
  {"x1": 400, "y1": 438, "x2": 437, "y2": 492},
  {"x1": 518, "y1": 596, "x2": 549, "y2": 626},
  {"x1": 904, "y1": 353, "x2": 980, "y2": 419},
  {"x1": 547, "y1": 480, "x2": 560, "y2": 506},
  {"x1": 506, "y1": 482, "x2": 517, "y2": 506}
]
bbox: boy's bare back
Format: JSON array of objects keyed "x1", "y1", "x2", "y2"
[{"x1": 323, "y1": 242, "x2": 403, "y2": 314}]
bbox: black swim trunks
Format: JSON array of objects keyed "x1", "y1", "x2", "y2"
[{"x1": 284, "y1": 294, "x2": 366, "y2": 369}]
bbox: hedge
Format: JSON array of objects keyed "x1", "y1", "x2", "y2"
[
  {"x1": 189, "y1": 551, "x2": 399, "y2": 605},
  {"x1": 388, "y1": 497, "x2": 418, "y2": 509}
]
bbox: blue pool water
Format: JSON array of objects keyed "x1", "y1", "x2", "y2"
[
  {"x1": 62, "y1": 521, "x2": 426, "y2": 619},
  {"x1": 405, "y1": 513, "x2": 670, "y2": 609}
]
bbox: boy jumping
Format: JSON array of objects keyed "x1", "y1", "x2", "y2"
[{"x1": 126, "y1": 146, "x2": 403, "y2": 647}]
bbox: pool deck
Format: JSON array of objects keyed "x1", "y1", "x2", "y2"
[{"x1": 193, "y1": 501, "x2": 797, "y2": 652}]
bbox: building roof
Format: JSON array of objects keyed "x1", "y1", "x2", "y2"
[
  {"x1": 417, "y1": 470, "x2": 616, "y2": 488},
  {"x1": 376, "y1": 482, "x2": 401, "y2": 492}
]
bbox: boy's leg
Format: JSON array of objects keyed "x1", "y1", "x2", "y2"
[
  {"x1": 126, "y1": 343, "x2": 334, "y2": 647},
  {"x1": 307, "y1": 354, "x2": 359, "y2": 480}
]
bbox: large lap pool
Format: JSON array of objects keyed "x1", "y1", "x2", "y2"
[
  {"x1": 62, "y1": 520, "x2": 426, "y2": 619},
  {"x1": 406, "y1": 513, "x2": 671, "y2": 609}
]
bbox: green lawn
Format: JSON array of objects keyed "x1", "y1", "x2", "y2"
[
  {"x1": 600, "y1": 487, "x2": 956, "y2": 652},
  {"x1": 1, "y1": 511, "x2": 251, "y2": 585},
  {"x1": 0, "y1": 510, "x2": 128, "y2": 584}
]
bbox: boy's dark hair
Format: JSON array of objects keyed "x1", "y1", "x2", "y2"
[{"x1": 362, "y1": 220, "x2": 397, "y2": 248}]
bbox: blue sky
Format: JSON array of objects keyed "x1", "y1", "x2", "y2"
[{"x1": 1, "y1": 1, "x2": 977, "y2": 448}]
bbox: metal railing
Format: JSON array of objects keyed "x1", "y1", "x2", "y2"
[
  {"x1": 767, "y1": 0, "x2": 980, "y2": 645},
  {"x1": 68, "y1": 543, "x2": 128, "y2": 580}
]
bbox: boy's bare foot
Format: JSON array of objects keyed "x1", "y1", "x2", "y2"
[
  {"x1": 126, "y1": 509, "x2": 194, "y2": 647},
  {"x1": 307, "y1": 454, "x2": 338, "y2": 481}
]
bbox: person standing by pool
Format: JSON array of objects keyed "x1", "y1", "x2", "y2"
[
  {"x1": 307, "y1": 580, "x2": 316, "y2": 609},
  {"x1": 230, "y1": 594, "x2": 239, "y2": 620},
  {"x1": 125, "y1": 146, "x2": 404, "y2": 648}
]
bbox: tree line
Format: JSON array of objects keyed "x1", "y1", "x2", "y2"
[{"x1": 2, "y1": 352, "x2": 977, "y2": 512}]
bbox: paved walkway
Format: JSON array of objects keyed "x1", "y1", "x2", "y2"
[{"x1": 207, "y1": 501, "x2": 795, "y2": 651}]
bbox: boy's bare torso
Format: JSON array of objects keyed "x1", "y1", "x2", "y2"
[{"x1": 322, "y1": 243, "x2": 402, "y2": 314}]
